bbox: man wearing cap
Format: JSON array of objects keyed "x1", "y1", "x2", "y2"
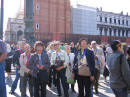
[
  {"x1": 0, "y1": 40, "x2": 7, "y2": 97},
  {"x1": 91, "y1": 41, "x2": 106, "y2": 94}
]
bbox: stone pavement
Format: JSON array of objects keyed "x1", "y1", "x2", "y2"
[{"x1": 5, "y1": 74, "x2": 130, "y2": 97}]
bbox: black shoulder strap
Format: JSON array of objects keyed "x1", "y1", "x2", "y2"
[{"x1": 119, "y1": 54, "x2": 123, "y2": 65}]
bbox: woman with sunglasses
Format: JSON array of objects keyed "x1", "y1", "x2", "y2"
[{"x1": 51, "y1": 41, "x2": 69, "y2": 97}]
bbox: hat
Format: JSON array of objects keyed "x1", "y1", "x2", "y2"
[
  {"x1": 0, "y1": 40, "x2": 7, "y2": 53},
  {"x1": 91, "y1": 41, "x2": 96, "y2": 45}
]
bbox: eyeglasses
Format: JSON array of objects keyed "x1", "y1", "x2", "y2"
[{"x1": 54, "y1": 44, "x2": 60, "y2": 46}]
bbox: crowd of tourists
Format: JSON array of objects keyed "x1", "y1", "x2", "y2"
[{"x1": 0, "y1": 38, "x2": 130, "y2": 97}]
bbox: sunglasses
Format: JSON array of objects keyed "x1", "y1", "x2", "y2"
[
  {"x1": 54, "y1": 44, "x2": 60, "y2": 46},
  {"x1": 117, "y1": 44, "x2": 121, "y2": 48}
]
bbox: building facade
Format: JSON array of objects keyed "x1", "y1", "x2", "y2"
[
  {"x1": 71, "y1": 5, "x2": 97, "y2": 35},
  {"x1": 70, "y1": 4, "x2": 130, "y2": 44},
  {"x1": 97, "y1": 8, "x2": 130, "y2": 43},
  {"x1": 4, "y1": 10, "x2": 25, "y2": 43},
  {"x1": 33, "y1": 0, "x2": 71, "y2": 42}
]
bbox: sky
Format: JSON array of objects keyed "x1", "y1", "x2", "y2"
[
  {"x1": 4, "y1": 0, "x2": 24, "y2": 31},
  {"x1": 3, "y1": 0, "x2": 130, "y2": 31}
]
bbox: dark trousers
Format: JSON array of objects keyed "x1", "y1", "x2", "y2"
[
  {"x1": 48, "y1": 66, "x2": 56, "y2": 87},
  {"x1": 33, "y1": 76, "x2": 47, "y2": 97},
  {"x1": 112, "y1": 88, "x2": 128, "y2": 97},
  {"x1": 56, "y1": 68, "x2": 69, "y2": 97},
  {"x1": 77, "y1": 75, "x2": 91, "y2": 97},
  {"x1": 94, "y1": 68, "x2": 100, "y2": 92},
  {"x1": 21, "y1": 73, "x2": 33, "y2": 97}
]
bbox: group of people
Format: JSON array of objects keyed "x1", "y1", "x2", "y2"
[{"x1": 0, "y1": 38, "x2": 130, "y2": 97}]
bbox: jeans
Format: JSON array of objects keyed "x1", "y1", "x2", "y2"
[
  {"x1": 56, "y1": 68, "x2": 69, "y2": 97},
  {"x1": 21, "y1": 73, "x2": 33, "y2": 97},
  {"x1": 0, "y1": 61, "x2": 7, "y2": 97},
  {"x1": 112, "y1": 88, "x2": 128, "y2": 97},
  {"x1": 77, "y1": 75, "x2": 91, "y2": 97},
  {"x1": 11, "y1": 68, "x2": 22, "y2": 92}
]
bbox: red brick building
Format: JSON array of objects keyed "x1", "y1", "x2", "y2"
[{"x1": 33, "y1": 0, "x2": 71, "y2": 42}]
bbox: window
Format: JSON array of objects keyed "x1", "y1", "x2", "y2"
[
  {"x1": 109, "y1": 28, "x2": 112, "y2": 36},
  {"x1": 114, "y1": 29, "x2": 116, "y2": 36},
  {"x1": 118, "y1": 30, "x2": 120, "y2": 37},
  {"x1": 105, "y1": 28, "x2": 107, "y2": 36},
  {"x1": 100, "y1": 16, "x2": 102, "y2": 22},
  {"x1": 118, "y1": 20, "x2": 120, "y2": 25},
  {"x1": 100, "y1": 27, "x2": 102, "y2": 35},
  {"x1": 122, "y1": 30, "x2": 124, "y2": 37},
  {"x1": 122, "y1": 20, "x2": 124, "y2": 25},
  {"x1": 36, "y1": 24, "x2": 39, "y2": 30},
  {"x1": 109, "y1": 18, "x2": 112, "y2": 24},
  {"x1": 126, "y1": 30, "x2": 128, "y2": 37},
  {"x1": 114, "y1": 19, "x2": 116, "y2": 24},
  {"x1": 105, "y1": 17, "x2": 107, "y2": 23},
  {"x1": 126, "y1": 20, "x2": 128, "y2": 26},
  {"x1": 36, "y1": 3, "x2": 40, "y2": 10}
]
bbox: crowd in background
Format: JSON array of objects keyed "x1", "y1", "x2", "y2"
[{"x1": 0, "y1": 38, "x2": 130, "y2": 97}]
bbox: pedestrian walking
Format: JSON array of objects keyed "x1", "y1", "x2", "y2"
[{"x1": 9, "y1": 41, "x2": 25, "y2": 94}]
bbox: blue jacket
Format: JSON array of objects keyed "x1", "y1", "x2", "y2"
[
  {"x1": 0, "y1": 61, "x2": 7, "y2": 97},
  {"x1": 29, "y1": 50, "x2": 50, "y2": 78},
  {"x1": 73, "y1": 48, "x2": 95, "y2": 76}
]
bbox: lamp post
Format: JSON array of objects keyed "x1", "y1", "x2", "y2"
[
  {"x1": 0, "y1": 0, "x2": 4, "y2": 40},
  {"x1": 24, "y1": 0, "x2": 35, "y2": 46}
]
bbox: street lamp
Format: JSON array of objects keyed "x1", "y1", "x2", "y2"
[{"x1": 24, "y1": 0, "x2": 35, "y2": 46}]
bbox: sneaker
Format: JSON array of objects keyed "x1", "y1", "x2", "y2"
[
  {"x1": 9, "y1": 91, "x2": 15, "y2": 95},
  {"x1": 57, "y1": 94, "x2": 61, "y2": 97}
]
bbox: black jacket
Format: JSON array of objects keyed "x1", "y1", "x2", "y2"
[{"x1": 73, "y1": 48, "x2": 95, "y2": 76}]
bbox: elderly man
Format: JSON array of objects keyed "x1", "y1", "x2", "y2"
[
  {"x1": 0, "y1": 40, "x2": 7, "y2": 97},
  {"x1": 91, "y1": 41, "x2": 106, "y2": 94}
]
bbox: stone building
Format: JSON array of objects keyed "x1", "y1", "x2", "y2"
[
  {"x1": 4, "y1": 10, "x2": 25, "y2": 43},
  {"x1": 70, "y1": 4, "x2": 130, "y2": 44},
  {"x1": 97, "y1": 8, "x2": 130, "y2": 43}
]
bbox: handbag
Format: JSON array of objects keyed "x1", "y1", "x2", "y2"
[
  {"x1": 54, "y1": 53, "x2": 64, "y2": 68},
  {"x1": 66, "y1": 66, "x2": 75, "y2": 84},
  {"x1": 78, "y1": 55, "x2": 91, "y2": 76}
]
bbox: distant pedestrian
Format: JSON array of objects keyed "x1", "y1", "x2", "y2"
[
  {"x1": 0, "y1": 40, "x2": 7, "y2": 97},
  {"x1": 107, "y1": 40, "x2": 130, "y2": 97}
]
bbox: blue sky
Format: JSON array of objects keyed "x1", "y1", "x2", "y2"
[{"x1": 4, "y1": 0, "x2": 130, "y2": 31}]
